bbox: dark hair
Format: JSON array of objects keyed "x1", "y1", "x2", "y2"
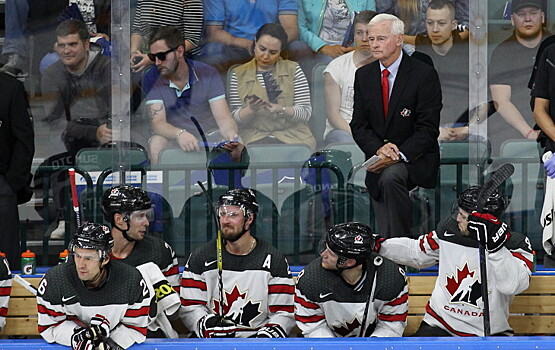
[
  {"x1": 428, "y1": 0, "x2": 456, "y2": 19},
  {"x1": 354, "y1": 10, "x2": 378, "y2": 26},
  {"x1": 148, "y1": 26, "x2": 184, "y2": 49},
  {"x1": 254, "y1": 23, "x2": 288, "y2": 50},
  {"x1": 56, "y1": 19, "x2": 89, "y2": 41}
]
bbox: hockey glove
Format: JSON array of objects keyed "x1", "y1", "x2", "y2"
[
  {"x1": 71, "y1": 327, "x2": 94, "y2": 350},
  {"x1": 89, "y1": 314, "x2": 110, "y2": 340},
  {"x1": 254, "y1": 324, "x2": 287, "y2": 338},
  {"x1": 544, "y1": 154, "x2": 555, "y2": 179},
  {"x1": 467, "y1": 212, "x2": 510, "y2": 253},
  {"x1": 198, "y1": 314, "x2": 237, "y2": 338}
]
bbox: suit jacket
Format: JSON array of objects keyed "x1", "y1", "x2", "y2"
[
  {"x1": 0, "y1": 73, "x2": 35, "y2": 199},
  {"x1": 350, "y1": 52, "x2": 442, "y2": 199}
]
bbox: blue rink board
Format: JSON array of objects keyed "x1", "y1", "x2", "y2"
[{"x1": 2, "y1": 337, "x2": 555, "y2": 350}]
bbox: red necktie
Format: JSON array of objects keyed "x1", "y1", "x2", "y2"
[{"x1": 382, "y1": 69, "x2": 390, "y2": 118}]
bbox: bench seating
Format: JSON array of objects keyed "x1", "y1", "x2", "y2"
[
  {"x1": 2, "y1": 275, "x2": 554, "y2": 337},
  {"x1": 0, "y1": 277, "x2": 40, "y2": 337},
  {"x1": 406, "y1": 274, "x2": 555, "y2": 335}
]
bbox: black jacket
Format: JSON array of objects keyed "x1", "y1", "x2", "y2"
[{"x1": 0, "y1": 73, "x2": 35, "y2": 194}]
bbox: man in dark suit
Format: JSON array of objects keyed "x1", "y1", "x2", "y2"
[
  {"x1": 350, "y1": 13, "x2": 442, "y2": 238},
  {"x1": 0, "y1": 72, "x2": 34, "y2": 268}
]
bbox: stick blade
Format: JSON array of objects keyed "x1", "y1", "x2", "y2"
[{"x1": 476, "y1": 163, "x2": 514, "y2": 211}]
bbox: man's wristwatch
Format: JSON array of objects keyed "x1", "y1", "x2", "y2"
[{"x1": 277, "y1": 106, "x2": 286, "y2": 116}]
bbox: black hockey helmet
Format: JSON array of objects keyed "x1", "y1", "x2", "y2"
[
  {"x1": 69, "y1": 222, "x2": 113, "y2": 259},
  {"x1": 325, "y1": 222, "x2": 375, "y2": 262},
  {"x1": 457, "y1": 185, "x2": 506, "y2": 217},
  {"x1": 217, "y1": 188, "x2": 259, "y2": 216},
  {"x1": 102, "y1": 185, "x2": 151, "y2": 221}
]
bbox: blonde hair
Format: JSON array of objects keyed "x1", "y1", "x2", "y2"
[
  {"x1": 398, "y1": 0, "x2": 421, "y2": 32},
  {"x1": 368, "y1": 13, "x2": 405, "y2": 35}
]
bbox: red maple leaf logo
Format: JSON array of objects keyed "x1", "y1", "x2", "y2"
[
  {"x1": 445, "y1": 264, "x2": 475, "y2": 296},
  {"x1": 213, "y1": 285, "x2": 247, "y2": 315}
]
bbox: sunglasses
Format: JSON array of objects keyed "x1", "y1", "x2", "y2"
[{"x1": 148, "y1": 47, "x2": 178, "y2": 62}]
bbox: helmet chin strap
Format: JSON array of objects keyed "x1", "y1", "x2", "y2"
[
  {"x1": 336, "y1": 256, "x2": 365, "y2": 271},
  {"x1": 113, "y1": 214, "x2": 135, "y2": 242}
]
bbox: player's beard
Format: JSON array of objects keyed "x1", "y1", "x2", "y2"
[{"x1": 221, "y1": 222, "x2": 249, "y2": 242}]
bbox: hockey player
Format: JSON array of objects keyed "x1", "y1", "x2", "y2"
[
  {"x1": 180, "y1": 188, "x2": 295, "y2": 338},
  {"x1": 102, "y1": 185, "x2": 181, "y2": 337},
  {"x1": 376, "y1": 186, "x2": 533, "y2": 336},
  {"x1": 37, "y1": 222, "x2": 151, "y2": 349},
  {"x1": 294, "y1": 222, "x2": 409, "y2": 337},
  {"x1": 0, "y1": 255, "x2": 11, "y2": 331}
]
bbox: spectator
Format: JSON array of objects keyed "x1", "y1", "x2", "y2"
[
  {"x1": 350, "y1": 14, "x2": 441, "y2": 238},
  {"x1": 532, "y1": 42, "x2": 555, "y2": 267},
  {"x1": 323, "y1": 10, "x2": 377, "y2": 145},
  {"x1": 102, "y1": 185, "x2": 181, "y2": 337},
  {"x1": 199, "y1": 0, "x2": 299, "y2": 74},
  {"x1": 180, "y1": 189, "x2": 295, "y2": 338},
  {"x1": 295, "y1": 222, "x2": 408, "y2": 337},
  {"x1": 377, "y1": 0, "x2": 468, "y2": 52},
  {"x1": 290, "y1": 0, "x2": 376, "y2": 78},
  {"x1": 37, "y1": 223, "x2": 152, "y2": 349},
  {"x1": 1, "y1": 0, "x2": 110, "y2": 76},
  {"x1": 414, "y1": 0, "x2": 470, "y2": 141},
  {"x1": 376, "y1": 186, "x2": 533, "y2": 336},
  {"x1": 41, "y1": 19, "x2": 112, "y2": 158},
  {"x1": 0, "y1": 72, "x2": 34, "y2": 269},
  {"x1": 488, "y1": 0, "x2": 548, "y2": 156},
  {"x1": 143, "y1": 26, "x2": 239, "y2": 164},
  {"x1": 130, "y1": 0, "x2": 203, "y2": 73},
  {"x1": 228, "y1": 23, "x2": 316, "y2": 150}
]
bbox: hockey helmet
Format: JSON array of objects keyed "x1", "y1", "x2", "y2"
[
  {"x1": 69, "y1": 222, "x2": 113, "y2": 259},
  {"x1": 102, "y1": 185, "x2": 151, "y2": 221},
  {"x1": 457, "y1": 185, "x2": 506, "y2": 218},
  {"x1": 325, "y1": 222, "x2": 375, "y2": 261},
  {"x1": 217, "y1": 188, "x2": 259, "y2": 217}
]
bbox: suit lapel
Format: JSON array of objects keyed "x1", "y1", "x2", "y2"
[{"x1": 385, "y1": 54, "x2": 412, "y2": 129}]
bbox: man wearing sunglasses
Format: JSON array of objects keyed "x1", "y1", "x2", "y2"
[
  {"x1": 143, "y1": 26, "x2": 239, "y2": 164},
  {"x1": 102, "y1": 185, "x2": 182, "y2": 337},
  {"x1": 37, "y1": 222, "x2": 151, "y2": 349},
  {"x1": 180, "y1": 188, "x2": 295, "y2": 338},
  {"x1": 41, "y1": 19, "x2": 112, "y2": 158}
]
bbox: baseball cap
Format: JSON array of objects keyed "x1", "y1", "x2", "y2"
[{"x1": 512, "y1": 0, "x2": 543, "y2": 12}]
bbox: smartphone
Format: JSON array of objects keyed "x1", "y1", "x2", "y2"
[
  {"x1": 132, "y1": 56, "x2": 143, "y2": 65},
  {"x1": 246, "y1": 94, "x2": 261, "y2": 103}
]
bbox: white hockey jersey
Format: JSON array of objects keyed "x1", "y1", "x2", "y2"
[
  {"x1": 380, "y1": 217, "x2": 533, "y2": 336},
  {"x1": 180, "y1": 239, "x2": 295, "y2": 337}
]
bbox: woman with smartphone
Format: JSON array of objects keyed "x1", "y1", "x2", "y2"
[{"x1": 227, "y1": 23, "x2": 316, "y2": 150}]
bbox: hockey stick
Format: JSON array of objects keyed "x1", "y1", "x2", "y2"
[
  {"x1": 68, "y1": 168, "x2": 81, "y2": 228},
  {"x1": 13, "y1": 274, "x2": 38, "y2": 295},
  {"x1": 191, "y1": 116, "x2": 213, "y2": 188},
  {"x1": 475, "y1": 163, "x2": 514, "y2": 336},
  {"x1": 359, "y1": 256, "x2": 382, "y2": 337},
  {"x1": 197, "y1": 180, "x2": 225, "y2": 318}
]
